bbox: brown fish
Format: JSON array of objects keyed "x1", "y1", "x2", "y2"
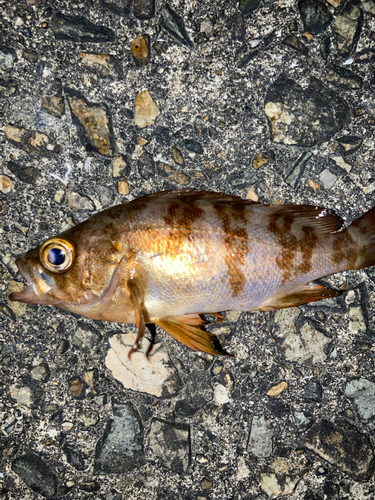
[{"x1": 9, "y1": 191, "x2": 375, "y2": 356}]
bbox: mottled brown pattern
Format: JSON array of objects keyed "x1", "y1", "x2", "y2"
[
  {"x1": 214, "y1": 203, "x2": 249, "y2": 297},
  {"x1": 163, "y1": 201, "x2": 204, "y2": 242},
  {"x1": 332, "y1": 230, "x2": 358, "y2": 268},
  {"x1": 269, "y1": 215, "x2": 297, "y2": 283},
  {"x1": 268, "y1": 215, "x2": 318, "y2": 283}
]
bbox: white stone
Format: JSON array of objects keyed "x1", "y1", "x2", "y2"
[
  {"x1": 214, "y1": 384, "x2": 229, "y2": 405},
  {"x1": 105, "y1": 333, "x2": 179, "y2": 397}
]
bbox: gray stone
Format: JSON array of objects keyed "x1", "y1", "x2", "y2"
[
  {"x1": 51, "y1": 12, "x2": 115, "y2": 42},
  {"x1": 298, "y1": 0, "x2": 332, "y2": 34},
  {"x1": 265, "y1": 75, "x2": 350, "y2": 147},
  {"x1": 133, "y1": 0, "x2": 155, "y2": 19},
  {"x1": 248, "y1": 415, "x2": 274, "y2": 458},
  {"x1": 160, "y1": 4, "x2": 192, "y2": 47},
  {"x1": 239, "y1": 0, "x2": 262, "y2": 16},
  {"x1": 94, "y1": 402, "x2": 145, "y2": 474},
  {"x1": 148, "y1": 419, "x2": 190, "y2": 473},
  {"x1": 30, "y1": 362, "x2": 50, "y2": 382},
  {"x1": 333, "y1": 3, "x2": 363, "y2": 57},
  {"x1": 305, "y1": 420, "x2": 374, "y2": 481},
  {"x1": 304, "y1": 381, "x2": 323, "y2": 402},
  {"x1": 282, "y1": 34, "x2": 308, "y2": 55},
  {"x1": 345, "y1": 378, "x2": 375, "y2": 421},
  {"x1": 348, "y1": 306, "x2": 367, "y2": 334},
  {"x1": 294, "y1": 411, "x2": 312, "y2": 432},
  {"x1": 285, "y1": 152, "x2": 311, "y2": 188},
  {"x1": 325, "y1": 66, "x2": 363, "y2": 89},
  {"x1": 275, "y1": 312, "x2": 330, "y2": 365},
  {"x1": 12, "y1": 453, "x2": 58, "y2": 497},
  {"x1": 320, "y1": 168, "x2": 337, "y2": 189},
  {"x1": 71, "y1": 325, "x2": 101, "y2": 350}
]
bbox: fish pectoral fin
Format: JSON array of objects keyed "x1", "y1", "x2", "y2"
[
  {"x1": 155, "y1": 315, "x2": 233, "y2": 357},
  {"x1": 260, "y1": 284, "x2": 342, "y2": 310},
  {"x1": 127, "y1": 278, "x2": 150, "y2": 359}
]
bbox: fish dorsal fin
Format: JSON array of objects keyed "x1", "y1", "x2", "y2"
[
  {"x1": 156, "y1": 315, "x2": 232, "y2": 356},
  {"x1": 258, "y1": 283, "x2": 342, "y2": 310},
  {"x1": 264, "y1": 205, "x2": 343, "y2": 234},
  {"x1": 135, "y1": 189, "x2": 260, "y2": 204}
]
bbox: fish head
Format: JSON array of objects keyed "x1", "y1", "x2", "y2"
[{"x1": 9, "y1": 217, "x2": 131, "y2": 318}]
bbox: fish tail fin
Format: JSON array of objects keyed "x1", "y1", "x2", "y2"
[{"x1": 348, "y1": 207, "x2": 375, "y2": 271}]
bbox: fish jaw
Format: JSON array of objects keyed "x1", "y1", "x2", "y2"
[{"x1": 9, "y1": 256, "x2": 57, "y2": 305}]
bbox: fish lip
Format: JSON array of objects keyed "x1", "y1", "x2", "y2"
[{"x1": 8, "y1": 258, "x2": 44, "y2": 304}]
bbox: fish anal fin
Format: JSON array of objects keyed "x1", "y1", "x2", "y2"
[
  {"x1": 155, "y1": 315, "x2": 233, "y2": 357},
  {"x1": 261, "y1": 284, "x2": 342, "y2": 310}
]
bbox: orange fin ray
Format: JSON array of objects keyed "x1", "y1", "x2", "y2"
[
  {"x1": 155, "y1": 315, "x2": 232, "y2": 357},
  {"x1": 260, "y1": 284, "x2": 342, "y2": 310}
]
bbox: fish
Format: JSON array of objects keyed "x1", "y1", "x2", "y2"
[{"x1": 9, "y1": 190, "x2": 375, "y2": 357}]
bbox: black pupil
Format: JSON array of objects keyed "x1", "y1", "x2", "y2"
[{"x1": 47, "y1": 248, "x2": 66, "y2": 266}]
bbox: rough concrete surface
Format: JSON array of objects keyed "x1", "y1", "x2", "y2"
[{"x1": 1, "y1": 0, "x2": 375, "y2": 498}]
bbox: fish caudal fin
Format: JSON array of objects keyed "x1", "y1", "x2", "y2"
[
  {"x1": 156, "y1": 315, "x2": 232, "y2": 356},
  {"x1": 260, "y1": 284, "x2": 342, "y2": 310},
  {"x1": 348, "y1": 206, "x2": 375, "y2": 271}
]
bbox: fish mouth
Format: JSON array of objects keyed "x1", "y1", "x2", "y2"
[{"x1": 9, "y1": 258, "x2": 54, "y2": 305}]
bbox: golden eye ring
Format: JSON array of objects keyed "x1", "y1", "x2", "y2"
[{"x1": 39, "y1": 238, "x2": 75, "y2": 273}]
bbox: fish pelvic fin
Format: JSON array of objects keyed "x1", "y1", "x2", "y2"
[
  {"x1": 347, "y1": 206, "x2": 375, "y2": 271},
  {"x1": 127, "y1": 278, "x2": 150, "y2": 359},
  {"x1": 155, "y1": 314, "x2": 233, "y2": 356},
  {"x1": 260, "y1": 284, "x2": 342, "y2": 310}
]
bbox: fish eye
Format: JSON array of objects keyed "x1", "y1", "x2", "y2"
[{"x1": 39, "y1": 238, "x2": 74, "y2": 273}]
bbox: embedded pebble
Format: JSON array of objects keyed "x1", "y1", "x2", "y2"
[
  {"x1": 4, "y1": 125, "x2": 60, "y2": 156},
  {"x1": 214, "y1": 384, "x2": 230, "y2": 405},
  {"x1": 66, "y1": 89, "x2": 113, "y2": 156},
  {"x1": 348, "y1": 306, "x2": 367, "y2": 334},
  {"x1": 325, "y1": 66, "x2": 363, "y2": 89},
  {"x1": 68, "y1": 377, "x2": 86, "y2": 399},
  {"x1": 304, "y1": 381, "x2": 323, "y2": 402},
  {"x1": 298, "y1": 0, "x2": 332, "y2": 34},
  {"x1": 79, "y1": 52, "x2": 115, "y2": 77},
  {"x1": 51, "y1": 12, "x2": 115, "y2": 42},
  {"x1": 333, "y1": 3, "x2": 363, "y2": 56},
  {"x1": 320, "y1": 168, "x2": 337, "y2": 189},
  {"x1": 118, "y1": 180, "x2": 130, "y2": 195},
  {"x1": 0, "y1": 175, "x2": 14, "y2": 193},
  {"x1": 148, "y1": 419, "x2": 190, "y2": 473},
  {"x1": 94, "y1": 402, "x2": 145, "y2": 473},
  {"x1": 41, "y1": 94, "x2": 65, "y2": 118},
  {"x1": 265, "y1": 75, "x2": 349, "y2": 147},
  {"x1": 282, "y1": 34, "x2": 308, "y2": 55},
  {"x1": 333, "y1": 135, "x2": 363, "y2": 156},
  {"x1": 253, "y1": 152, "x2": 269, "y2": 169},
  {"x1": 12, "y1": 454, "x2": 58, "y2": 498},
  {"x1": 134, "y1": 90, "x2": 160, "y2": 128},
  {"x1": 248, "y1": 415, "x2": 274, "y2": 458},
  {"x1": 66, "y1": 191, "x2": 95, "y2": 211},
  {"x1": 305, "y1": 420, "x2": 374, "y2": 481},
  {"x1": 160, "y1": 4, "x2": 192, "y2": 47},
  {"x1": 345, "y1": 378, "x2": 375, "y2": 421},
  {"x1": 133, "y1": 0, "x2": 155, "y2": 19},
  {"x1": 131, "y1": 35, "x2": 150, "y2": 65},
  {"x1": 285, "y1": 152, "x2": 311, "y2": 189},
  {"x1": 267, "y1": 381, "x2": 287, "y2": 397},
  {"x1": 30, "y1": 363, "x2": 50, "y2": 382}
]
